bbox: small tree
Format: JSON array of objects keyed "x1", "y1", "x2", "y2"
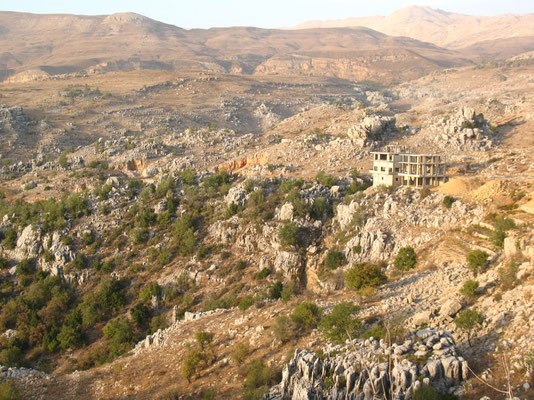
[
  {"x1": 466, "y1": 250, "x2": 488, "y2": 275},
  {"x1": 290, "y1": 302, "x2": 322, "y2": 333},
  {"x1": 273, "y1": 315, "x2": 295, "y2": 343},
  {"x1": 278, "y1": 222, "x2": 299, "y2": 247},
  {"x1": 319, "y1": 302, "x2": 361, "y2": 344},
  {"x1": 345, "y1": 263, "x2": 386, "y2": 290},
  {"x1": 195, "y1": 331, "x2": 214, "y2": 352},
  {"x1": 231, "y1": 341, "x2": 250, "y2": 366},
  {"x1": 394, "y1": 246, "x2": 417, "y2": 271},
  {"x1": 454, "y1": 309, "x2": 484, "y2": 346},
  {"x1": 182, "y1": 349, "x2": 206, "y2": 383}
]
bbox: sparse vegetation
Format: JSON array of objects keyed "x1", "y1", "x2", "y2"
[{"x1": 345, "y1": 263, "x2": 386, "y2": 290}]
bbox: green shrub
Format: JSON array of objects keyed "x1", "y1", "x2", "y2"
[
  {"x1": 443, "y1": 196, "x2": 455, "y2": 209},
  {"x1": 231, "y1": 341, "x2": 250, "y2": 366},
  {"x1": 344, "y1": 263, "x2": 386, "y2": 290},
  {"x1": 103, "y1": 317, "x2": 134, "y2": 359},
  {"x1": 149, "y1": 314, "x2": 169, "y2": 334},
  {"x1": 394, "y1": 246, "x2": 417, "y2": 271},
  {"x1": 16, "y1": 258, "x2": 35, "y2": 275},
  {"x1": 466, "y1": 250, "x2": 488, "y2": 275},
  {"x1": 286, "y1": 189, "x2": 309, "y2": 218},
  {"x1": 310, "y1": 197, "x2": 330, "y2": 220},
  {"x1": 100, "y1": 258, "x2": 117, "y2": 273},
  {"x1": 225, "y1": 202, "x2": 239, "y2": 218},
  {"x1": 278, "y1": 221, "x2": 299, "y2": 247},
  {"x1": 172, "y1": 213, "x2": 196, "y2": 256},
  {"x1": 281, "y1": 281, "x2": 296, "y2": 303},
  {"x1": 71, "y1": 253, "x2": 88, "y2": 270},
  {"x1": 0, "y1": 379, "x2": 22, "y2": 400},
  {"x1": 195, "y1": 331, "x2": 214, "y2": 351},
  {"x1": 498, "y1": 262, "x2": 519, "y2": 290},
  {"x1": 155, "y1": 177, "x2": 176, "y2": 198},
  {"x1": 130, "y1": 228, "x2": 149, "y2": 244},
  {"x1": 290, "y1": 302, "x2": 322, "y2": 332},
  {"x1": 460, "y1": 280, "x2": 479, "y2": 299},
  {"x1": 413, "y1": 384, "x2": 439, "y2": 400},
  {"x1": 360, "y1": 324, "x2": 387, "y2": 340},
  {"x1": 243, "y1": 358, "x2": 278, "y2": 400},
  {"x1": 324, "y1": 250, "x2": 344, "y2": 270},
  {"x1": 179, "y1": 169, "x2": 196, "y2": 185},
  {"x1": 269, "y1": 281, "x2": 283, "y2": 299},
  {"x1": 57, "y1": 310, "x2": 84, "y2": 349},
  {"x1": 273, "y1": 315, "x2": 294, "y2": 343},
  {"x1": 239, "y1": 295, "x2": 255, "y2": 311},
  {"x1": 140, "y1": 282, "x2": 162, "y2": 302},
  {"x1": 130, "y1": 302, "x2": 151, "y2": 327},
  {"x1": 319, "y1": 302, "x2": 361, "y2": 344},
  {"x1": 0, "y1": 256, "x2": 8, "y2": 269},
  {"x1": 315, "y1": 171, "x2": 337, "y2": 187},
  {"x1": 182, "y1": 349, "x2": 207, "y2": 383},
  {"x1": 2, "y1": 227, "x2": 17, "y2": 250},
  {"x1": 255, "y1": 268, "x2": 271, "y2": 280},
  {"x1": 0, "y1": 345, "x2": 23, "y2": 367},
  {"x1": 454, "y1": 309, "x2": 484, "y2": 346}
]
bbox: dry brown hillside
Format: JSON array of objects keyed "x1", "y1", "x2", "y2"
[{"x1": 0, "y1": 11, "x2": 470, "y2": 83}]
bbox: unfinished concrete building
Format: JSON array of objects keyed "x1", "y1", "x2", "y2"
[{"x1": 370, "y1": 145, "x2": 446, "y2": 188}]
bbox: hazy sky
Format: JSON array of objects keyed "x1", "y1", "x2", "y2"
[{"x1": 1, "y1": 0, "x2": 533, "y2": 28}]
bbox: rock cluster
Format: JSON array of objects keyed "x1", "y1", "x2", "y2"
[
  {"x1": 428, "y1": 107, "x2": 494, "y2": 151},
  {"x1": 272, "y1": 329, "x2": 468, "y2": 400},
  {"x1": 347, "y1": 114, "x2": 397, "y2": 147}
]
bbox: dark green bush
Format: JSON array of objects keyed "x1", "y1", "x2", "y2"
[
  {"x1": 344, "y1": 263, "x2": 386, "y2": 290},
  {"x1": 243, "y1": 358, "x2": 279, "y2": 400},
  {"x1": 413, "y1": 384, "x2": 439, "y2": 400},
  {"x1": 103, "y1": 317, "x2": 134, "y2": 359},
  {"x1": 394, "y1": 246, "x2": 417, "y2": 271},
  {"x1": 2, "y1": 227, "x2": 17, "y2": 250},
  {"x1": 130, "y1": 302, "x2": 151, "y2": 327},
  {"x1": 278, "y1": 221, "x2": 300, "y2": 247},
  {"x1": 140, "y1": 282, "x2": 162, "y2": 302},
  {"x1": 315, "y1": 171, "x2": 337, "y2": 188},
  {"x1": 460, "y1": 280, "x2": 479, "y2": 299},
  {"x1": 16, "y1": 258, "x2": 35, "y2": 275},
  {"x1": 310, "y1": 197, "x2": 330, "y2": 220},
  {"x1": 273, "y1": 315, "x2": 294, "y2": 343},
  {"x1": 324, "y1": 250, "x2": 345, "y2": 270},
  {"x1": 269, "y1": 281, "x2": 283, "y2": 299},
  {"x1": 255, "y1": 268, "x2": 271, "y2": 280},
  {"x1": 239, "y1": 295, "x2": 255, "y2": 311},
  {"x1": 57, "y1": 310, "x2": 84, "y2": 349},
  {"x1": 466, "y1": 250, "x2": 488, "y2": 275},
  {"x1": 454, "y1": 309, "x2": 484, "y2": 346},
  {"x1": 290, "y1": 302, "x2": 322, "y2": 332},
  {"x1": 443, "y1": 196, "x2": 455, "y2": 209}
]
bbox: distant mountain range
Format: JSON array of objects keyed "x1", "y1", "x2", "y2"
[
  {"x1": 292, "y1": 6, "x2": 534, "y2": 58},
  {"x1": 0, "y1": 7, "x2": 532, "y2": 83}
]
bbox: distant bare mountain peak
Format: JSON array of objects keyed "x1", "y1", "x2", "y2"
[{"x1": 292, "y1": 5, "x2": 534, "y2": 58}]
